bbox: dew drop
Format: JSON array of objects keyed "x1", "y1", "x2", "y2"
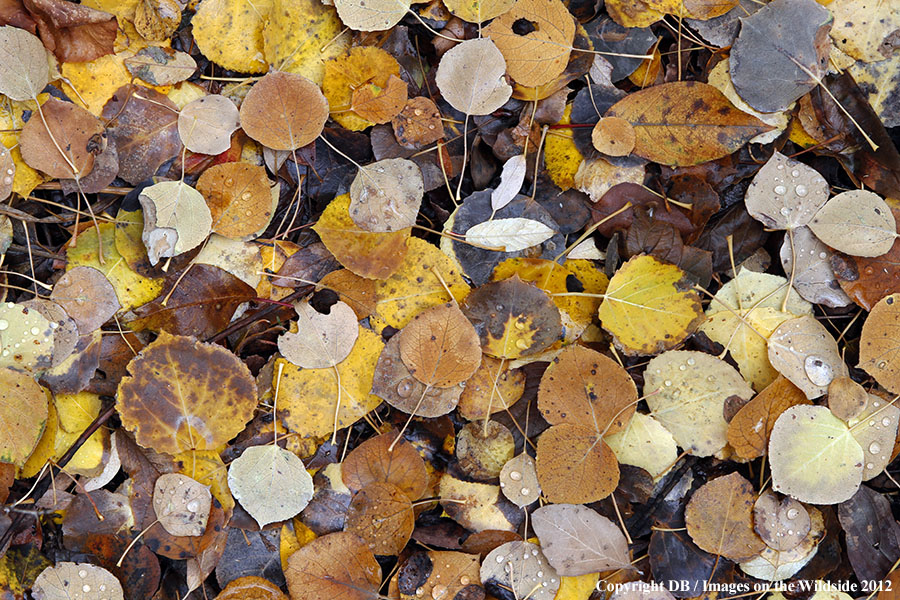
[
  {"x1": 186, "y1": 499, "x2": 200, "y2": 512},
  {"x1": 514, "y1": 320, "x2": 526, "y2": 330},
  {"x1": 664, "y1": 380, "x2": 672, "y2": 387},
  {"x1": 707, "y1": 375, "x2": 715, "y2": 382},
  {"x1": 509, "y1": 470, "x2": 522, "y2": 481},
  {"x1": 804, "y1": 355, "x2": 833, "y2": 386},
  {"x1": 83, "y1": 585, "x2": 91, "y2": 593},
  {"x1": 520, "y1": 487, "x2": 530, "y2": 495},
  {"x1": 818, "y1": 252, "x2": 827, "y2": 259},
  {"x1": 515, "y1": 339, "x2": 529, "y2": 349},
  {"x1": 432, "y1": 584, "x2": 448, "y2": 599},
  {"x1": 531, "y1": 549, "x2": 538, "y2": 556},
  {"x1": 0, "y1": 320, "x2": 8, "y2": 331},
  {"x1": 878, "y1": 360, "x2": 888, "y2": 369},
  {"x1": 460, "y1": 576, "x2": 470, "y2": 585},
  {"x1": 869, "y1": 442, "x2": 881, "y2": 454},
  {"x1": 795, "y1": 184, "x2": 808, "y2": 197},
  {"x1": 867, "y1": 462, "x2": 875, "y2": 470},
  {"x1": 396, "y1": 380, "x2": 413, "y2": 398},
  {"x1": 537, "y1": 571, "x2": 544, "y2": 577},
  {"x1": 79, "y1": 570, "x2": 87, "y2": 578},
  {"x1": 777, "y1": 163, "x2": 785, "y2": 170},
  {"x1": 687, "y1": 357, "x2": 695, "y2": 365},
  {"x1": 786, "y1": 508, "x2": 799, "y2": 519},
  {"x1": 679, "y1": 364, "x2": 686, "y2": 371},
  {"x1": 774, "y1": 185, "x2": 786, "y2": 195},
  {"x1": 29, "y1": 327, "x2": 40, "y2": 335},
  {"x1": 496, "y1": 554, "x2": 505, "y2": 563},
  {"x1": 779, "y1": 206, "x2": 790, "y2": 216},
  {"x1": 883, "y1": 417, "x2": 892, "y2": 426},
  {"x1": 790, "y1": 169, "x2": 800, "y2": 177}
]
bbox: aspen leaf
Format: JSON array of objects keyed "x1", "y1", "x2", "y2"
[
  {"x1": 753, "y1": 490, "x2": 811, "y2": 552},
  {"x1": 334, "y1": 0, "x2": 409, "y2": 31},
  {"x1": 605, "y1": 412, "x2": 677, "y2": 480},
  {"x1": 604, "y1": 81, "x2": 771, "y2": 166},
  {"x1": 192, "y1": 0, "x2": 273, "y2": 74},
  {"x1": 491, "y1": 155, "x2": 527, "y2": 212},
  {"x1": 345, "y1": 482, "x2": 414, "y2": 555},
  {"x1": 50, "y1": 266, "x2": 120, "y2": 334},
  {"x1": 780, "y1": 226, "x2": 852, "y2": 309},
  {"x1": 349, "y1": 159, "x2": 423, "y2": 233},
  {"x1": 153, "y1": 473, "x2": 212, "y2": 537},
  {"x1": 0, "y1": 301, "x2": 56, "y2": 372},
  {"x1": 829, "y1": 0, "x2": 900, "y2": 63},
  {"x1": 124, "y1": 47, "x2": 197, "y2": 86},
  {"x1": 323, "y1": 47, "x2": 401, "y2": 131},
  {"x1": 284, "y1": 532, "x2": 381, "y2": 600},
  {"x1": 859, "y1": 293, "x2": 900, "y2": 393},
  {"x1": 313, "y1": 193, "x2": 410, "y2": 280},
  {"x1": 727, "y1": 375, "x2": 810, "y2": 460},
  {"x1": 216, "y1": 576, "x2": 288, "y2": 600},
  {"x1": 532, "y1": 504, "x2": 631, "y2": 575},
  {"x1": 391, "y1": 97, "x2": 443, "y2": 149},
  {"x1": 0, "y1": 368, "x2": 48, "y2": 467},
  {"x1": 227, "y1": 445, "x2": 314, "y2": 528},
  {"x1": 767, "y1": 315, "x2": 847, "y2": 399},
  {"x1": 465, "y1": 218, "x2": 557, "y2": 252},
  {"x1": 480, "y1": 541, "x2": 560, "y2": 600},
  {"x1": 536, "y1": 423, "x2": 619, "y2": 504},
  {"x1": 19, "y1": 98, "x2": 103, "y2": 180},
  {"x1": 483, "y1": 0, "x2": 575, "y2": 87},
  {"x1": 738, "y1": 507, "x2": 824, "y2": 580},
  {"x1": 439, "y1": 473, "x2": 522, "y2": 533},
  {"x1": 645, "y1": 350, "x2": 753, "y2": 456},
  {"x1": 178, "y1": 95, "x2": 240, "y2": 156},
  {"x1": 262, "y1": 0, "x2": 349, "y2": 85},
  {"x1": 240, "y1": 71, "x2": 328, "y2": 150},
  {"x1": 827, "y1": 376, "x2": 868, "y2": 421},
  {"x1": 846, "y1": 394, "x2": 900, "y2": 481},
  {"x1": 443, "y1": 0, "x2": 515, "y2": 22},
  {"x1": 591, "y1": 116, "x2": 636, "y2": 156},
  {"x1": 116, "y1": 331, "x2": 258, "y2": 455},
  {"x1": 456, "y1": 420, "x2": 515, "y2": 480},
  {"x1": 499, "y1": 452, "x2": 540, "y2": 507},
  {"x1": 32, "y1": 562, "x2": 124, "y2": 600},
  {"x1": 706, "y1": 58, "x2": 788, "y2": 145},
  {"x1": 342, "y1": 431, "x2": 427, "y2": 501},
  {"x1": 598, "y1": 255, "x2": 704, "y2": 356},
  {"x1": 808, "y1": 190, "x2": 897, "y2": 258},
  {"x1": 745, "y1": 152, "x2": 829, "y2": 230},
  {"x1": 351, "y1": 74, "x2": 407, "y2": 124},
  {"x1": 139, "y1": 181, "x2": 212, "y2": 265},
  {"x1": 0, "y1": 145, "x2": 14, "y2": 201},
  {"x1": 457, "y1": 355, "x2": 525, "y2": 421},
  {"x1": 685, "y1": 472, "x2": 766, "y2": 561},
  {"x1": 277, "y1": 300, "x2": 358, "y2": 369},
  {"x1": 435, "y1": 38, "x2": 512, "y2": 116},
  {"x1": 134, "y1": 0, "x2": 180, "y2": 41},
  {"x1": 196, "y1": 163, "x2": 277, "y2": 240},
  {"x1": 768, "y1": 405, "x2": 863, "y2": 504},
  {"x1": 538, "y1": 345, "x2": 637, "y2": 435},
  {"x1": 396, "y1": 551, "x2": 483, "y2": 600},
  {"x1": 0, "y1": 26, "x2": 48, "y2": 101},
  {"x1": 397, "y1": 302, "x2": 481, "y2": 388},
  {"x1": 462, "y1": 276, "x2": 562, "y2": 359}
]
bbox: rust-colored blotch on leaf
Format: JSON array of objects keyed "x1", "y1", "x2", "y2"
[
  {"x1": 240, "y1": 71, "x2": 329, "y2": 150},
  {"x1": 116, "y1": 331, "x2": 257, "y2": 455}
]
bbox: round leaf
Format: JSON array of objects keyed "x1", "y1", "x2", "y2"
[
  {"x1": 277, "y1": 300, "x2": 359, "y2": 369},
  {"x1": 745, "y1": 151, "x2": 829, "y2": 230},
  {"x1": 178, "y1": 95, "x2": 241, "y2": 155},
  {"x1": 139, "y1": 181, "x2": 212, "y2": 265},
  {"x1": 50, "y1": 266, "x2": 121, "y2": 334},
  {"x1": 808, "y1": 190, "x2": 896, "y2": 258},
  {"x1": 341, "y1": 430, "x2": 427, "y2": 501},
  {"x1": 240, "y1": 72, "x2": 329, "y2": 150},
  {"x1": 532, "y1": 503, "x2": 631, "y2": 575},
  {"x1": 349, "y1": 158, "x2": 423, "y2": 233},
  {"x1": 334, "y1": 0, "x2": 409, "y2": 31},
  {"x1": 0, "y1": 26, "x2": 49, "y2": 101},
  {"x1": 435, "y1": 38, "x2": 512, "y2": 116},
  {"x1": 684, "y1": 472, "x2": 766, "y2": 561},
  {"x1": 767, "y1": 315, "x2": 847, "y2": 399},
  {"x1": 32, "y1": 562, "x2": 124, "y2": 600},
  {"x1": 153, "y1": 473, "x2": 212, "y2": 537},
  {"x1": 19, "y1": 98, "x2": 103, "y2": 180},
  {"x1": 227, "y1": 444, "x2": 314, "y2": 528},
  {"x1": 398, "y1": 302, "x2": 481, "y2": 388},
  {"x1": 858, "y1": 293, "x2": 900, "y2": 393},
  {"x1": 345, "y1": 482, "x2": 414, "y2": 555},
  {"x1": 535, "y1": 423, "x2": 619, "y2": 504},
  {"x1": 284, "y1": 532, "x2": 381, "y2": 600},
  {"x1": 480, "y1": 541, "x2": 560, "y2": 600}
]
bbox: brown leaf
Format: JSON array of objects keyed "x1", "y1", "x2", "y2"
[
  {"x1": 827, "y1": 376, "x2": 869, "y2": 421},
  {"x1": 753, "y1": 490, "x2": 810, "y2": 552},
  {"x1": 19, "y1": 97, "x2": 103, "y2": 179},
  {"x1": 535, "y1": 423, "x2": 619, "y2": 504},
  {"x1": 396, "y1": 550, "x2": 483, "y2": 600},
  {"x1": 351, "y1": 74, "x2": 407, "y2": 125},
  {"x1": 240, "y1": 71, "x2": 329, "y2": 150},
  {"x1": 685, "y1": 472, "x2": 766, "y2": 561},
  {"x1": 50, "y1": 266, "x2": 120, "y2": 334},
  {"x1": 345, "y1": 481, "x2": 415, "y2": 556},
  {"x1": 116, "y1": 331, "x2": 257, "y2": 454},
  {"x1": 284, "y1": 532, "x2": 382, "y2": 600},
  {"x1": 859, "y1": 294, "x2": 900, "y2": 393},
  {"x1": 391, "y1": 96, "x2": 444, "y2": 149},
  {"x1": 196, "y1": 163, "x2": 275, "y2": 240},
  {"x1": 398, "y1": 302, "x2": 481, "y2": 388},
  {"x1": 342, "y1": 430, "x2": 428, "y2": 501},
  {"x1": 832, "y1": 207, "x2": 900, "y2": 309},
  {"x1": 726, "y1": 375, "x2": 811, "y2": 460},
  {"x1": 23, "y1": 0, "x2": 116, "y2": 62},
  {"x1": 101, "y1": 84, "x2": 181, "y2": 185},
  {"x1": 126, "y1": 264, "x2": 256, "y2": 339},
  {"x1": 216, "y1": 576, "x2": 289, "y2": 600},
  {"x1": 457, "y1": 355, "x2": 525, "y2": 421},
  {"x1": 605, "y1": 81, "x2": 772, "y2": 166}
]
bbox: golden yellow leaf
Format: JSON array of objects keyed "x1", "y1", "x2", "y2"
[
  {"x1": 443, "y1": 0, "x2": 515, "y2": 22},
  {"x1": 322, "y1": 47, "x2": 401, "y2": 131},
  {"x1": 174, "y1": 449, "x2": 235, "y2": 513},
  {"x1": 544, "y1": 105, "x2": 582, "y2": 192},
  {"x1": 192, "y1": 0, "x2": 273, "y2": 74},
  {"x1": 276, "y1": 327, "x2": 384, "y2": 439}
]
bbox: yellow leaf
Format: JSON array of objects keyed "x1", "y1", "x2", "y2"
[
  {"x1": 544, "y1": 105, "x2": 582, "y2": 191},
  {"x1": 174, "y1": 449, "x2": 235, "y2": 513},
  {"x1": 606, "y1": 412, "x2": 677, "y2": 480},
  {"x1": 276, "y1": 327, "x2": 385, "y2": 439},
  {"x1": 598, "y1": 255, "x2": 704, "y2": 356},
  {"x1": 263, "y1": 0, "x2": 349, "y2": 85},
  {"x1": 372, "y1": 237, "x2": 470, "y2": 331},
  {"x1": 257, "y1": 239, "x2": 300, "y2": 300},
  {"x1": 0, "y1": 95, "x2": 48, "y2": 197},
  {"x1": 55, "y1": 391, "x2": 102, "y2": 434},
  {"x1": 443, "y1": 0, "x2": 515, "y2": 22},
  {"x1": 66, "y1": 222, "x2": 164, "y2": 312},
  {"x1": 192, "y1": 0, "x2": 273, "y2": 74},
  {"x1": 322, "y1": 47, "x2": 401, "y2": 131},
  {"x1": 554, "y1": 573, "x2": 600, "y2": 600}
]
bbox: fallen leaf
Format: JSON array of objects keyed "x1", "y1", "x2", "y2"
[
  {"x1": 0, "y1": 301, "x2": 56, "y2": 372},
  {"x1": 216, "y1": 576, "x2": 288, "y2": 600},
  {"x1": 491, "y1": 155, "x2": 527, "y2": 211},
  {"x1": 240, "y1": 71, "x2": 329, "y2": 150},
  {"x1": 348, "y1": 158, "x2": 423, "y2": 233},
  {"x1": 435, "y1": 38, "x2": 512, "y2": 116},
  {"x1": 32, "y1": 562, "x2": 124, "y2": 600},
  {"x1": 605, "y1": 412, "x2": 677, "y2": 480},
  {"x1": 345, "y1": 482, "x2": 414, "y2": 555},
  {"x1": 536, "y1": 422, "x2": 619, "y2": 504},
  {"x1": 808, "y1": 190, "x2": 897, "y2": 258},
  {"x1": 227, "y1": 444, "x2": 314, "y2": 527},
  {"x1": 178, "y1": 95, "x2": 240, "y2": 156},
  {"x1": 133, "y1": 0, "x2": 180, "y2": 41},
  {"x1": 0, "y1": 25, "x2": 48, "y2": 101},
  {"x1": 192, "y1": 0, "x2": 272, "y2": 74},
  {"x1": 323, "y1": 46, "x2": 401, "y2": 131},
  {"x1": 139, "y1": 180, "x2": 212, "y2": 264},
  {"x1": 745, "y1": 151, "x2": 829, "y2": 230},
  {"x1": 398, "y1": 302, "x2": 481, "y2": 388},
  {"x1": 351, "y1": 74, "x2": 407, "y2": 124},
  {"x1": 828, "y1": 376, "x2": 869, "y2": 421},
  {"x1": 727, "y1": 375, "x2": 811, "y2": 460},
  {"x1": 19, "y1": 97, "x2": 103, "y2": 179},
  {"x1": 50, "y1": 266, "x2": 120, "y2": 334},
  {"x1": 857, "y1": 294, "x2": 900, "y2": 392},
  {"x1": 278, "y1": 299, "x2": 358, "y2": 369},
  {"x1": 465, "y1": 218, "x2": 557, "y2": 252},
  {"x1": 780, "y1": 226, "x2": 852, "y2": 308},
  {"x1": 685, "y1": 472, "x2": 766, "y2": 561},
  {"x1": 458, "y1": 355, "x2": 525, "y2": 420},
  {"x1": 334, "y1": 0, "x2": 408, "y2": 31},
  {"x1": 846, "y1": 394, "x2": 899, "y2": 480},
  {"x1": 0, "y1": 367, "x2": 47, "y2": 466},
  {"x1": 443, "y1": 0, "x2": 515, "y2": 22},
  {"x1": 532, "y1": 503, "x2": 631, "y2": 575},
  {"x1": 24, "y1": 0, "x2": 117, "y2": 63},
  {"x1": 153, "y1": 473, "x2": 212, "y2": 537},
  {"x1": 480, "y1": 541, "x2": 560, "y2": 600},
  {"x1": 499, "y1": 452, "x2": 540, "y2": 506},
  {"x1": 767, "y1": 315, "x2": 847, "y2": 399},
  {"x1": 342, "y1": 430, "x2": 427, "y2": 501},
  {"x1": 753, "y1": 490, "x2": 810, "y2": 552},
  {"x1": 284, "y1": 532, "x2": 381, "y2": 600},
  {"x1": 262, "y1": 0, "x2": 349, "y2": 85}
]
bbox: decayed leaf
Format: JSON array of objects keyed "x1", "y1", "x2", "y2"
[
  {"x1": 781, "y1": 226, "x2": 852, "y2": 308},
  {"x1": 101, "y1": 84, "x2": 181, "y2": 185},
  {"x1": 828, "y1": 376, "x2": 868, "y2": 421},
  {"x1": 753, "y1": 490, "x2": 811, "y2": 552},
  {"x1": 139, "y1": 181, "x2": 212, "y2": 265},
  {"x1": 604, "y1": 81, "x2": 771, "y2": 166},
  {"x1": 348, "y1": 158, "x2": 423, "y2": 233},
  {"x1": 859, "y1": 293, "x2": 900, "y2": 393},
  {"x1": 178, "y1": 95, "x2": 240, "y2": 156},
  {"x1": 739, "y1": 507, "x2": 824, "y2": 581},
  {"x1": 808, "y1": 190, "x2": 897, "y2": 258},
  {"x1": 769, "y1": 405, "x2": 863, "y2": 504},
  {"x1": 24, "y1": 0, "x2": 117, "y2": 63},
  {"x1": 767, "y1": 315, "x2": 847, "y2": 399},
  {"x1": 846, "y1": 394, "x2": 900, "y2": 481},
  {"x1": 32, "y1": 562, "x2": 124, "y2": 600},
  {"x1": 481, "y1": 541, "x2": 560, "y2": 600},
  {"x1": 192, "y1": 0, "x2": 272, "y2": 74},
  {"x1": 532, "y1": 504, "x2": 631, "y2": 575},
  {"x1": 465, "y1": 218, "x2": 557, "y2": 252},
  {"x1": 134, "y1": 0, "x2": 181, "y2": 41},
  {"x1": 729, "y1": 0, "x2": 833, "y2": 113},
  {"x1": 227, "y1": 444, "x2": 314, "y2": 528},
  {"x1": 334, "y1": 0, "x2": 409, "y2": 31},
  {"x1": 598, "y1": 255, "x2": 704, "y2": 356},
  {"x1": 606, "y1": 412, "x2": 678, "y2": 480},
  {"x1": 345, "y1": 482, "x2": 414, "y2": 555},
  {"x1": 536, "y1": 423, "x2": 619, "y2": 504},
  {"x1": 830, "y1": 0, "x2": 900, "y2": 63},
  {"x1": 342, "y1": 431, "x2": 427, "y2": 501},
  {"x1": 462, "y1": 275, "x2": 562, "y2": 359},
  {"x1": 153, "y1": 473, "x2": 212, "y2": 537},
  {"x1": 483, "y1": 0, "x2": 575, "y2": 87},
  {"x1": 284, "y1": 532, "x2": 381, "y2": 600},
  {"x1": 499, "y1": 452, "x2": 540, "y2": 506},
  {"x1": 313, "y1": 193, "x2": 410, "y2": 280},
  {"x1": 538, "y1": 345, "x2": 637, "y2": 435},
  {"x1": 0, "y1": 301, "x2": 56, "y2": 372},
  {"x1": 456, "y1": 420, "x2": 515, "y2": 480},
  {"x1": 278, "y1": 300, "x2": 358, "y2": 369},
  {"x1": 0, "y1": 368, "x2": 48, "y2": 466},
  {"x1": 645, "y1": 350, "x2": 753, "y2": 456},
  {"x1": 116, "y1": 331, "x2": 257, "y2": 454},
  {"x1": 0, "y1": 26, "x2": 48, "y2": 101},
  {"x1": 49, "y1": 266, "x2": 120, "y2": 334},
  {"x1": 391, "y1": 97, "x2": 443, "y2": 149},
  {"x1": 745, "y1": 152, "x2": 829, "y2": 230},
  {"x1": 458, "y1": 355, "x2": 525, "y2": 420},
  {"x1": 435, "y1": 38, "x2": 512, "y2": 116},
  {"x1": 240, "y1": 71, "x2": 329, "y2": 150},
  {"x1": 276, "y1": 327, "x2": 384, "y2": 438},
  {"x1": 685, "y1": 472, "x2": 766, "y2": 561},
  {"x1": 727, "y1": 375, "x2": 811, "y2": 460},
  {"x1": 397, "y1": 302, "x2": 481, "y2": 388},
  {"x1": 19, "y1": 98, "x2": 103, "y2": 179}
]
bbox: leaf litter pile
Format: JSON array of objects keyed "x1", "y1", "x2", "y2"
[{"x1": 0, "y1": 0, "x2": 899, "y2": 597}]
